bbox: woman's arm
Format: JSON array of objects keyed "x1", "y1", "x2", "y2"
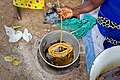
[
  {"x1": 57, "y1": 0, "x2": 104, "y2": 19},
  {"x1": 73, "y1": 0, "x2": 104, "y2": 15}
]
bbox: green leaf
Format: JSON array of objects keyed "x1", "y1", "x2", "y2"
[
  {"x1": 12, "y1": 59, "x2": 19, "y2": 66},
  {"x1": 12, "y1": 26, "x2": 22, "y2": 29},
  {"x1": 4, "y1": 56, "x2": 14, "y2": 62}
]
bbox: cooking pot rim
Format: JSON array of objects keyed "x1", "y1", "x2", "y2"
[{"x1": 39, "y1": 30, "x2": 80, "y2": 68}]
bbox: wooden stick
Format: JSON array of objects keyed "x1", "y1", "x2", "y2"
[
  {"x1": 57, "y1": 0, "x2": 60, "y2": 8},
  {"x1": 57, "y1": 0, "x2": 63, "y2": 43},
  {"x1": 60, "y1": 16, "x2": 63, "y2": 43}
]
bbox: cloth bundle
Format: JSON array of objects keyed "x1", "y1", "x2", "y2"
[{"x1": 56, "y1": 14, "x2": 96, "y2": 38}]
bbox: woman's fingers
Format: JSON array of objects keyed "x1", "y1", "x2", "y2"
[
  {"x1": 57, "y1": 7, "x2": 73, "y2": 19},
  {"x1": 58, "y1": 13, "x2": 66, "y2": 19}
]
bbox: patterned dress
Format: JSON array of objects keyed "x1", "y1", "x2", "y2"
[
  {"x1": 97, "y1": 0, "x2": 120, "y2": 49},
  {"x1": 83, "y1": 0, "x2": 120, "y2": 74},
  {"x1": 13, "y1": 0, "x2": 44, "y2": 9}
]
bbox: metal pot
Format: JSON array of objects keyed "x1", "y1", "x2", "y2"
[
  {"x1": 90, "y1": 46, "x2": 120, "y2": 80},
  {"x1": 39, "y1": 30, "x2": 80, "y2": 68}
]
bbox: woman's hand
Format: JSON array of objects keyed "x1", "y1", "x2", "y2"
[{"x1": 57, "y1": 7, "x2": 74, "y2": 19}]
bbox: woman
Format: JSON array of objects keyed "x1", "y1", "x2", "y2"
[
  {"x1": 57, "y1": 0, "x2": 120, "y2": 74},
  {"x1": 57, "y1": 0, "x2": 120, "y2": 49}
]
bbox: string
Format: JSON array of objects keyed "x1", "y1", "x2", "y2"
[{"x1": 57, "y1": 0, "x2": 63, "y2": 43}]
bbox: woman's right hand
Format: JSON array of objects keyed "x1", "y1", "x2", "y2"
[{"x1": 57, "y1": 7, "x2": 75, "y2": 19}]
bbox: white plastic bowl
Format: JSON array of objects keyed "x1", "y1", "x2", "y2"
[{"x1": 90, "y1": 46, "x2": 120, "y2": 80}]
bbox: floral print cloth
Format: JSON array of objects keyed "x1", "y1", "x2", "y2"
[{"x1": 13, "y1": 0, "x2": 44, "y2": 9}]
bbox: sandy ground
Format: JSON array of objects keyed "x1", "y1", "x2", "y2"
[{"x1": 0, "y1": 0, "x2": 89, "y2": 80}]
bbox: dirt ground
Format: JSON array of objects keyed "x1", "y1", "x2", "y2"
[{"x1": 0, "y1": 0, "x2": 89, "y2": 80}]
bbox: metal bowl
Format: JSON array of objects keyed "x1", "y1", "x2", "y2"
[{"x1": 39, "y1": 30, "x2": 80, "y2": 68}]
